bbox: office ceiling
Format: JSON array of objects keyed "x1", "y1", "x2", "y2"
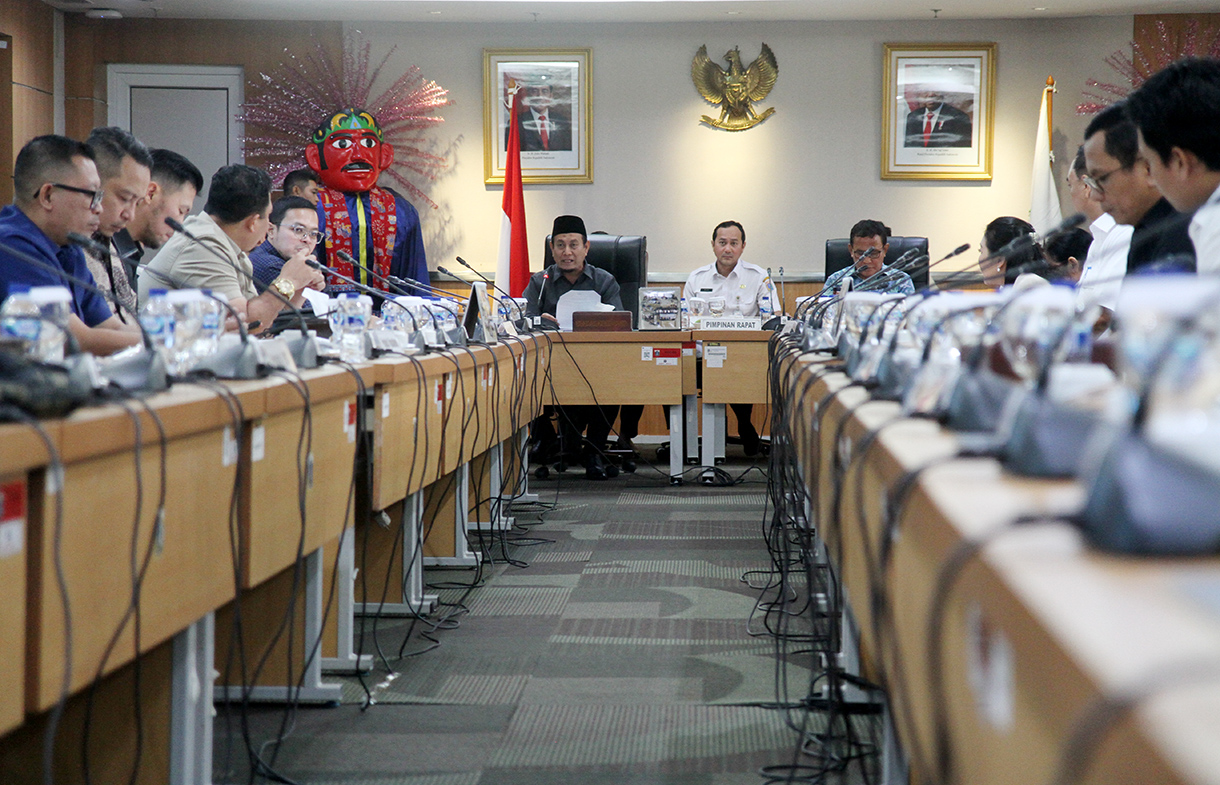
[{"x1": 41, "y1": 0, "x2": 1220, "y2": 24}]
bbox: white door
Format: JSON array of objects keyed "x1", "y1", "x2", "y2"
[{"x1": 107, "y1": 64, "x2": 244, "y2": 209}]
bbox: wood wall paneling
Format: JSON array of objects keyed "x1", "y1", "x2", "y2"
[{"x1": 0, "y1": 0, "x2": 55, "y2": 204}]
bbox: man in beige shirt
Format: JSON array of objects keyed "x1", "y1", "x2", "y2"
[{"x1": 141, "y1": 164, "x2": 323, "y2": 333}]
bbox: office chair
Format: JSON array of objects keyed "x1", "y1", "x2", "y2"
[{"x1": 824, "y1": 236, "x2": 930, "y2": 290}]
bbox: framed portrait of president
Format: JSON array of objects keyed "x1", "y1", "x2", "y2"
[
  {"x1": 882, "y1": 43, "x2": 996, "y2": 181},
  {"x1": 483, "y1": 49, "x2": 592, "y2": 184}
]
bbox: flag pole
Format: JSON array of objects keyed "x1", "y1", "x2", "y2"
[{"x1": 1046, "y1": 75, "x2": 1056, "y2": 150}]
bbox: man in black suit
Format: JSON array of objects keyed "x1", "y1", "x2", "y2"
[
  {"x1": 904, "y1": 90, "x2": 972, "y2": 148},
  {"x1": 510, "y1": 83, "x2": 572, "y2": 152}
]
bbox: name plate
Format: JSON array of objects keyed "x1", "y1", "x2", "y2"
[{"x1": 699, "y1": 317, "x2": 762, "y2": 330}]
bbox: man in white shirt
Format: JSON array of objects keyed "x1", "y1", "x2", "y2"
[
  {"x1": 1126, "y1": 58, "x2": 1220, "y2": 275},
  {"x1": 1068, "y1": 145, "x2": 1131, "y2": 322},
  {"x1": 683, "y1": 220, "x2": 772, "y2": 455}
]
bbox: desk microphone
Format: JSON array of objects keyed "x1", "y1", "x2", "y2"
[
  {"x1": 533, "y1": 271, "x2": 551, "y2": 328},
  {"x1": 11, "y1": 234, "x2": 166, "y2": 391},
  {"x1": 164, "y1": 217, "x2": 320, "y2": 368},
  {"x1": 454, "y1": 256, "x2": 527, "y2": 324},
  {"x1": 333, "y1": 250, "x2": 413, "y2": 296},
  {"x1": 777, "y1": 266, "x2": 787, "y2": 315}
]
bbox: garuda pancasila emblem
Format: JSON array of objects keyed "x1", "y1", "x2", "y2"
[{"x1": 691, "y1": 43, "x2": 778, "y2": 131}]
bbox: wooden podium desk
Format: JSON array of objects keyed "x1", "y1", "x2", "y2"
[
  {"x1": 546, "y1": 330, "x2": 691, "y2": 483},
  {"x1": 792, "y1": 358, "x2": 1220, "y2": 785},
  {"x1": 693, "y1": 329, "x2": 773, "y2": 472}
]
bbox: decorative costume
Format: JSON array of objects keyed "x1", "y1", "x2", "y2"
[{"x1": 305, "y1": 108, "x2": 428, "y2": 292}]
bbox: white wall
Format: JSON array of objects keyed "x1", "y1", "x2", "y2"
[{"x1": 352, "y1": 16, "x2": 1133, "y2": 280}]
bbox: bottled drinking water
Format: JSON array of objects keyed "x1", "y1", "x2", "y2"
[
  {"x1": 165, "y1": 289, "x2": 204, "y2": 374},
  {"x1": 329, "y1": 292, "x2": 371, "y2": 362},
  {"x1": 1, "y1": 285, "x2": 42, "y2": 357},
  {"x1": 28, "y1": 286, "x2": 73, "y2": 362},
  {"x1": 140, "y1": 288, "x2": 175, "y2": 366},
  {"x1": 195, "y1": 290, "x2": 225, "y2": 361}
]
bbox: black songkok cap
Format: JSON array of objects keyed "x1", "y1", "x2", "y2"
[{"x1": 552, "y1": 214, "x2": 587, "y2": 240}]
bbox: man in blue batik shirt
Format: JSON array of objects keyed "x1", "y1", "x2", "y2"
[{"x1": 821, "y1": 219, "x2": 916, "y2": 298}]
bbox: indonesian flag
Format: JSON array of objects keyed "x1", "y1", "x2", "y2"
[
  {"x1": 496, "y1": 88, "x2": 530, "y2": 296},
  {"x1": 1029, "y1": 78, "x2": 1063, "y2": 235}
]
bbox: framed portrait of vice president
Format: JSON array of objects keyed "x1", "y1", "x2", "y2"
[
  {"x1": 483, "y1": 48, "x2": 592, "y2": 185},
  {"x1": 882, "y1": 43, "x2": 996, "y2": 181}
]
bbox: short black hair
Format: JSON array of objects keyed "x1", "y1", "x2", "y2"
[
  {"x1": 984, "y1": 216, "x2": 1039, "y2": 284},
  {"x1": 150, "y1": 149, "x2": 204, "y2": 195},
  {"x1": 849, "y1": 219, "x2": 890, "y2": 244},
  {"x1": 1044, "y1": 227, "x2": 1092, "y2": 265},
  {"x1": 1071, "y1": 144, "x2": 1087, "y2": 176},
  {"x1": 204, "y1": 164, "x2": 272, "y2": 224},
  {"x1": 1083, "y1": 101, "x2": 1140, "y2": 169},
  {"x1": 13, "y1": 135, "x2": 95, "y2": 206},
  {"x1": 270, "y1": 195, "x2": 317, "y2": 225},
  {"x1": 1127, "y1": 57, "x2": 1220, "y2": 171},
  {"x1": 85, "y1": 126, "x2": 152, "y2": 181},
  {"x1": 282, "y1": 168, "x2": 319, "y2": 195},
  {"x1": 711, "y1": 220, "x2": 745, "y2": 243}
]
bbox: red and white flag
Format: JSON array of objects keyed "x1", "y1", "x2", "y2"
[{"x1": 496, "y1": 87, "x2": 530, "y2": 296}]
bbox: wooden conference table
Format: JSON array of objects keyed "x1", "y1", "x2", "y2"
[{"x1": 784, "y1": 352, "x2": 1220, "y2": 785}]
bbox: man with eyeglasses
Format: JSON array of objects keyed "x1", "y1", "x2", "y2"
[
  {"x1": 250, "y1": 195, "x2": 327, "y2": 290},
  {"x1": 141, "y1": 164, "x2": 325, "y2": 334},
  {"x1": 1082, "y1": 101, "x2": 1195, "y2": 274},
  {"x1": 1068, "y1": 145, "x2": 1130, "y2": 324},
  {"x1": 79, "y1": 127, "x2": 152, "y2": 327},
  {"x1": 0, "y1": 134, "x2": 141, "y2": 355},
  {"x1": 820, "y1": 219, "x2": 916, "y2": 297}
]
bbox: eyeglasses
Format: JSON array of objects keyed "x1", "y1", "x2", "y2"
[
  {"x1": 1081, "y1": 164, "x2": 1130, "y2": 196},
  {"x1": 279, "y1": 223, "x2": 324, "y2": 244},
  {"x1": 42, "y1": 183, "x2": 104, "y2": 210},
  {"x1": 850, "y1": 247, "x2": 881, "y2": 260}
]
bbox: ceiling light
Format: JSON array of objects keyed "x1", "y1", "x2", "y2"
[{"x1": 85, "y1": 8, "x2": 123, "y2": 18}]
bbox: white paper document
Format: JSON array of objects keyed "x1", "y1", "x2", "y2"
[
  {"x1": 302, "y1": 288, "x2": 332, "y2": 316},
  {"x1": 555, "y1": 290, "x2": 612, "y2": 331}
]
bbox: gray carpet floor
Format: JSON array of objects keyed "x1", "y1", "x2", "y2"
[{"x1": 213, "y1": 450, "x2": 879, "y2": 784}]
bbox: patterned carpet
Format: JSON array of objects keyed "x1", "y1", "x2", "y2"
[{"x1": 213, "y1": 452, "x2": 876, "y2": 784}]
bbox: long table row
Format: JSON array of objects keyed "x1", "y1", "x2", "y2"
[
  {"x1": 0, "y1": 328, "x2": 775, "y2": 784},
  {"x1": 780, "y1": 349, "x2": 1220, "y2": 785}
]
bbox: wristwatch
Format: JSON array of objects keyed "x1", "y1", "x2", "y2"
[{"x1": 270, "y1": 277, "x2": 296, "y2": 300}]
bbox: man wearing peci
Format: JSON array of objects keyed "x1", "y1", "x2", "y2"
[
  {"x1": 904, "y1": 89, "x2": 972, "y2": 148},
  {"x1": 523, "y1": 214, "x2": 622, "y2": 479},
  {"x1": 820, "y1": 220, "x2": 916, "y2": 297},
  {"x1": 683, "y1": 220, "x2": 775, "y2": 456}
]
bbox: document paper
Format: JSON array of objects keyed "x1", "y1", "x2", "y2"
[{"x1": 555, "y1": 290, "x2": 612, "y2": 331}]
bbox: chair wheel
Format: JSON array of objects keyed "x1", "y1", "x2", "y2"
[
  {"x1": 534, "y1": 466, "x2": 550, "y2": 480},
  {"x1": 669, "y1": 477, "x2": 682, "y2": 486}
]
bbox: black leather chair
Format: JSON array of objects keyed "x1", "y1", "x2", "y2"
[
  {"x1": 543, "y1": 232, "x2": 648, "y2": 327},
  {"x1": 824, "y1": 236, "x2": 930, "y2": 290}
]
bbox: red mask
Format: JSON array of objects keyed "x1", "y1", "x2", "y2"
[{"x1": 304, "y1": 110, "x2": 396, "y2": 194}]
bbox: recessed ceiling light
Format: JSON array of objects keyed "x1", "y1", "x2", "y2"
[
  {"x1": 1032, "y1": 6, "x2": 1047, "y2": 9},
  {"x1": 85, "y1": 8, "x2": 123, "y2": 18},
  {"x1": 725, "y1": 10, "x2": 741, "y2": 14},
  {"x1": 429, "y1": 10, "x2": 442, "y2": 13}
]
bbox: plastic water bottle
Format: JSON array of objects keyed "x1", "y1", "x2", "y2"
[
  {"x1": 140, "y1": 288, "x2": 175, "y2": 366},
  {"x1": 680, "y1": 297, "x2": 690, "y2": 329},
  {"x1": 166, "y1": 290, "x2": 204, "y2": 374},
  {"x1": 195, "y1": 290, "x2": 225, "y2": 361},
  {"x1": 28, "y1": 286, "x2": 72, "y2": 362},
  {"x1": 329, "y1": 292, "x2": 371, "y2": 362},
  {"x1": 0, "y1": 285, "x2": 42, "y2": 357},
  {"x1": 759, "y1": 283, "x2": 774, "y2": 319}
]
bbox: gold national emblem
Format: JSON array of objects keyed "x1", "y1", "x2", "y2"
[{"x1": 691, "y1": 43, "x2": 779, "y2": 131}]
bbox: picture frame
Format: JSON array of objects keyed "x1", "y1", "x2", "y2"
[
  {"x1": 881, "y1": 42, "x2": 997, "y2": 181},
  {"x1": 483, "y1": 48, "x2": 593, "y2": 185}
]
